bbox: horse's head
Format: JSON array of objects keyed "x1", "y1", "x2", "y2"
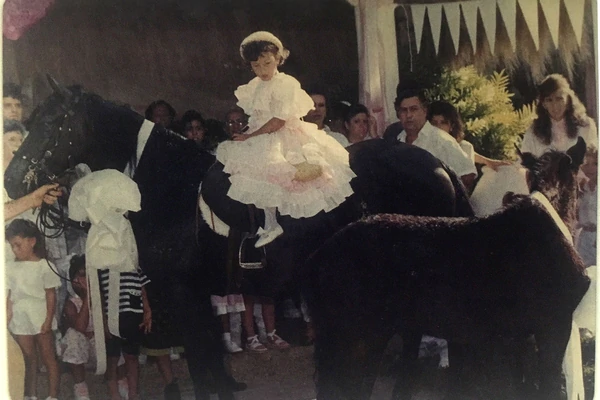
[
  {"x1": 4, "y1": 75, "x2": 141, "y2": 199},
  {"x1": 4, "y1": 76, "x2": 91, "y2": 199},
  {"x1": 518, "y1": 137, "x2": 586, "y2": 229}
]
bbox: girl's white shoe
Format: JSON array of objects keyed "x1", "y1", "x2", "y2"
[
  {"x1": 224, "y1": 339, "x2": 244, "y2": 353},
  {"x1": 255, "y1": 225, "x2": 284, "y2": 247},
  {"x1": 74, "y1": 381, "x2": 91, "y2": 400}
]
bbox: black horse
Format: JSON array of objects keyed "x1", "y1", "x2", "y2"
[
  {"x1": 4, "y1": 79, "x2": 239, "y2": 400},
  {"x1": 6, "y1": 78, "x2": 473, "y2": 399},
  {"x1": 303, "y1": 139, "x2": 589, "y2": 400}
]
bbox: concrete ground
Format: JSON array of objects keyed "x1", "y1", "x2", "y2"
[
  {"x1": 55, "y1": 345, "x2": 317, "y2": 400},
  {"x1": 43, "y1": 318, "x2": 319, "y2": 400}
]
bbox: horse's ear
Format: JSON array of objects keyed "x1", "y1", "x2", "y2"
[
  {"x1": 516, "y1": 143, "x2": 536, "y2": 170},
  {"x1": 566, "y1": 137, "x2": 586, "y2": 170},
  {"x1": 514, "y1": 143, "x2": 524, "y2": 159},
  {"x1": 519, "y1": 151, "x2": 537, "y2": 171},
  {"x1": 46, "y1": 74, "x2": 72, "y2": 99}
]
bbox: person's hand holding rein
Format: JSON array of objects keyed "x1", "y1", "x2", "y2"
[
  {"x1": 31, "y1": 183, "x2": 62, "y2": 207},
  {"x1": 4, "y1": 183, "x2": 62, "y2": 220}
]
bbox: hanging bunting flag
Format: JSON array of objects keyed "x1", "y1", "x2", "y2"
[
  {"x1": 411, "y1": 4, "x2": 427, "y2": 53},
  {"x1": 563, "y1": 0, "x2": 586, "y2": 47},
  {"x1": 461, "y1": 2, "x2": 480, "y2": 52},
  {"x1": 428, "y1": 3, "x2": 444, "y2": 55},
  {"x1": 497, "y1": 0, "x2": 517, "y2": 51},
  {"x1": 444, "y1": 3, "x2": 462, "y2": 54},
  {"x1": 539, "y1": 0, "x2": 561, "y2": 48},
  {"x1": 517, "y1": 0, "x2": 539, "y2": 50},
  {"x1": 479, "y1": 0, "x2": 498, "y2": 54}
]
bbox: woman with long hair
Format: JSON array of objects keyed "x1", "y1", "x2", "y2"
[{"x1": 520, "y1": 74, "x2": 597, "y2": 156}]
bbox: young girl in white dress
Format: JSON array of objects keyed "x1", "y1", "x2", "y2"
[
  {"x1": 6, "y1": 219, "x2": 62, "y2": 400},
  {"x1": 216, "y1": 31, "x2": 355, "y2": 247}
]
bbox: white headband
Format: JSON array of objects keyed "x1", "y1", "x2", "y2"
[{"x1": 239, "y1": 31, "x2": 290, "y2": 61}]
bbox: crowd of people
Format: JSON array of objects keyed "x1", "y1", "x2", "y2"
[{"x1": 2, "y1": 30, "x2": 598, "y2": 400}]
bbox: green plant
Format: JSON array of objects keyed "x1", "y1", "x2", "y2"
[{"x1": 425, "y1": 66, "x2": 535, "y2": 160}]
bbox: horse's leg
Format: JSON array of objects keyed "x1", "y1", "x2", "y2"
[
  {"x1": 359, "y1": 325, "x2": 395, "y2": 399},
  {"x1": 442, "y1": 340, "x2": 469, "y2": 400},
  {"x1": 315, "y1": 319, "x2": 389, "y2": 400},
  {"x1": 166, "y1": 279, "x2": 234, "y2": 400},
  {"x1": 535, "y1": 319, "x2": 572, "y2": 400},
  {"x1": 508, "y1": 334, "x2": 539, "y2": 400},
  {"x1": 391, "y1": 330, "x2": 422, "y2": 400}
]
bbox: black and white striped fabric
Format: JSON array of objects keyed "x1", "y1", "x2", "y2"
[{"x1": 98, "y1": 269, "x2": 150, "y2": 314}]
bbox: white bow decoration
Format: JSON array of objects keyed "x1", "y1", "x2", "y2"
[{"x1": 68, "y1": 169, "x2": 141, "y2": 375}]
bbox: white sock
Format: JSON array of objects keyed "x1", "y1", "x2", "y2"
[
  {"x1": 263, "y1": 207, "x2": 280, "y2": 232},
  {"x1": 222, "y1": 332, "x2": 231, "y2": 341}
]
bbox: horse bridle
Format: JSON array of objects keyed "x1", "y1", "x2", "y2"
[
  {"x1": 21, "y1": 92, "x2": 81, "y2": 191},
  {"x1": 20, "y1": 93, "x2": 90, "y2": 236}
]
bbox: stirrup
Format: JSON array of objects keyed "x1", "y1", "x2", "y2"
[{"x1": 239, "y1": 231, "x2": 265, "y2": 269}]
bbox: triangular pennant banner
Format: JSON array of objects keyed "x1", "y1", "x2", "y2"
[
  {"x1": 517, "y1": 0, "x2": 539, "y2": 50},
  {"x1": 563, "y1": 0, "x2": 586, "y2": 46},
  {"x1": 428, "y1": 3, "x2": 444, "y2": 55},
  {"x1": 444, "y1": 3, "x2": 462, "y2": 54},
  {"x1": 497, "y1": 0, "x2": 517, "y2": 51},
  {"x1": 479, "y1": 1, "x2": 497, "y2": 54},
  {"x1": 411, "y1": 4, "x2": 427, "y2": 53},
  {"x1": 461, "y1": 1, "x2": 479, "y2": 52},
  {"x1": 539, "y1": 0, "x2": 561, "y2": 48}
]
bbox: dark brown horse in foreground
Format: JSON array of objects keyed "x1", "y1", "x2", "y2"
[{"x1": 304, "y1": 139, "x2": 589, "y2": 400}]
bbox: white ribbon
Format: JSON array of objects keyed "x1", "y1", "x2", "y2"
[
  {"x1": 530, "y1": 191, "x2": 585, "y2": 400},
  {"x1": 68, "y1": 169, "x2": 141, "y2": 375}
]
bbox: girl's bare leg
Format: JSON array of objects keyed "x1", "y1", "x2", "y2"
[
  {"x1": 14, "y1": 334, "x2": 37, "y2": 398},
  {"x1": 105, "y1": 356, "x2": 121, "y2": 400},
  {"x1": 221, "y1": 313, "x2": 230, "y2": 333},
  {"x1": 69, "y1": 363, "x2": 86, "y2": 383},
  {"x1": 36, "y1": 331, "x2": 60, "y2": 398},
  {"x1": 261, "y1": 297, "x2": 276, "y2": 333},
  {"x1": 242, "y1": 296, "x2": 257, "y2": 338},
  {"x1": 156, "y1": 354, "x2": 175, "y2": 385},
  {"x1": 124, "y1": 353, "x2": 141, "y2": 398}
]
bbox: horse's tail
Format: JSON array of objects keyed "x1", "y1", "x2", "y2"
[{"x1": 442, "y1": 163, "x2": 475, "y2": 217}]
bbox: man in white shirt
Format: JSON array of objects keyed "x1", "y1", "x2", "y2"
[
  {"x1": 394, "y1": 88, "x2": 477, "y2": 189},
  {"x1": 304, "y1": 89, "x2": 350, "y2": 147}
]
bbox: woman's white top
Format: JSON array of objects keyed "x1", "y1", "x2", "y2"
[{"x1": 521, "y1": 117, "x2": 598, "y2": 157}]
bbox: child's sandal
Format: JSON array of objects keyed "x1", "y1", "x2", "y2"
[
  {"x1": 246, "y1": 335, "x2": 268, "y2": 353},
  {"x1": 267, "y1": 330, "x2": 290, "y2": 350}
]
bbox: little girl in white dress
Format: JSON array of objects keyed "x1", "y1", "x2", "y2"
[
  {"x1": 6, "y1": 218, "x2": 61, "y2": 400},
  {"x1": 217, "y1": 31, "x2": 355, "y2": 247}
]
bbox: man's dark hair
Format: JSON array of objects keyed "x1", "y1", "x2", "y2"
[
  {"x1": 395, "y1": 88, "x2": 428, "y2": 109},
  {"x1": 3, "y1": 82, "x2": 22, "y2": 100},
  {"x1": 304, "y1": 84, "x2": 327, "y2": 99},
  {"x1": 394, "y1": 79, "x2": 428, "y2": 108},
  {"x1": 4, "y1": 119, "x2": 26, "y2": 135}
]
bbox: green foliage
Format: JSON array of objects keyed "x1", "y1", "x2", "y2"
[{"x1": 425, "y1": 66, "x2": 535, "y2": 160}]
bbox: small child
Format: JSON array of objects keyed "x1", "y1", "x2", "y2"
[
  {"x1": 60, "y1": 255, "x2": 129, "y2": 400},
  {"x1": 61, "y1": 254, "x2": 94, "y2": 400},
  {"x1": 5, "y1": 219, "x2": 61, "y2": 400},
  {"x1": 216, "y1": 31, "x2": 355, "y2": 247},
  {"x1": 99, "y1": 265, "x2": 152, "y2": 400},
  {"x1": 576, "y1": 148, "x2": 598, "y2": 267}
]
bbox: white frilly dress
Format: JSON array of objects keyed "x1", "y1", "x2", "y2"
[{"x1": 216, "y1": 72, "x2": 355, "y2": 219}]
